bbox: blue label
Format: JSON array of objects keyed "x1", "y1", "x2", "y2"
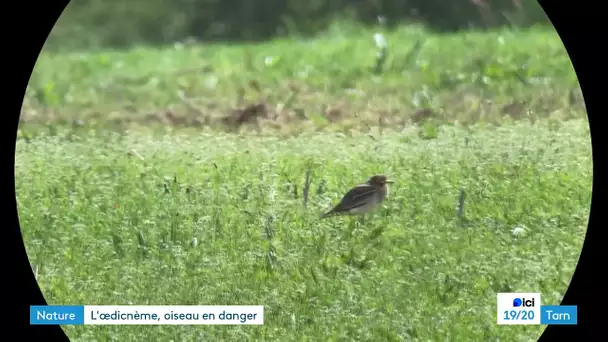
[
  {"x1": 30, "y1": 305, "x2": 85, "y2": 325},
  {"x1": 540, "y1": 305, "x2": 577, "y2": 325}
]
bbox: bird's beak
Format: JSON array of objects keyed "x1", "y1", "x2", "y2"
[{"x1": 385, "y1": 180, "x2": 394, "y2": 184}]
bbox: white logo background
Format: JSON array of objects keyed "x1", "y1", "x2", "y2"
[{"x1": 496, "y1": 292, "x2": 541, "y2": 325}]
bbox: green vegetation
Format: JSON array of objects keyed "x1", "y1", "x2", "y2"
[
  {"x1": 18, "y1": 24, "x2": 591, "y2": 341},
  {"x1": 48, "y1": 0, "x2": 548, "y2": 50},
  {"x1": 24, "y1": 25, "x2": 581, "y2": 136}
]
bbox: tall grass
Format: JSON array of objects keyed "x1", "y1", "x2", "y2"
[{"x1": 17, "y1": 117, "x2": 591, "y2": 340}]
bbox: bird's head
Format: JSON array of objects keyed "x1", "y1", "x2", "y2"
[{"x1": 367, "y1": 174, "x2": 394, "y2": 187}]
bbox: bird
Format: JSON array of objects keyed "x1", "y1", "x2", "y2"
[{"x1": 321, "y1": 174, "x2": 394, "y2": 219}]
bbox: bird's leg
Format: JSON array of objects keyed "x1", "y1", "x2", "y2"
[
  {"x1": 346, "y1": 217, "x2": 357, "y2": 238},
  {"x1": 357, "y1": 215, "x2": 366, "y2": 227}
]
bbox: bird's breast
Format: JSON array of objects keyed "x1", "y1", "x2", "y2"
[{"x1": 378, "y1": 186, "x2": 388, "y2": 200}]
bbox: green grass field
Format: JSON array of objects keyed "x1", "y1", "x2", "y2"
[
  {"x1": 17, "y1": 24, "x2": 592, "y2": 341},
  {"x1": 23, "y1": 24, "x2": 582, "y2": 135}
]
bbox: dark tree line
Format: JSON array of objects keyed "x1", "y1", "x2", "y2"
[{"x1": 46, "y1": 0, "x2": 549, "y2": 50}]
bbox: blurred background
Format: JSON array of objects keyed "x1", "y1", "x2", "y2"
[
  {"x1": 46, "y1": 0, "x2": 549, "y2": 51},
  {"x1": 26, "y1": 0, "x2": 567, "y2": 134}
]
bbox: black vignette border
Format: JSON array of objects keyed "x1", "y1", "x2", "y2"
[
  {"x1": 4, "y1": 0, "x2": 605, "y2": 341},
  {"x1": 537, "y1": 0, "x2": 604, "y2": 340},
  {"x1": 8, "y1": 0, "x2": 70, "y2": 340}
]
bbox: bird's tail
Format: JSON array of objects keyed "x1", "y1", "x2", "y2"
[{"x1": 320, "y1": 209, "x2": 336, "y2": 219}]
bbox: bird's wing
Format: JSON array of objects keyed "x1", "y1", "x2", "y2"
[{"x1": 334, "y1": 184, "x2": 376, "y2": 210}]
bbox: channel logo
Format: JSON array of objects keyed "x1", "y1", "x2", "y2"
[
  {"x1": 513, "y1": 297, "x2": 535, "y2": 308},
  {"x1": 497, "y1": 293, "x2": 541, "y2": 325}
]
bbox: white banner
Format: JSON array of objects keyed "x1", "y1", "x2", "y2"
[{"x1": 83, "y1": 305, "x2": 264, "y2": 325}]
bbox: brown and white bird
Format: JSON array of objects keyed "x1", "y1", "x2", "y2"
[{"x1": 321, "y1": 174, "x2": 394, "y2": 218}]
